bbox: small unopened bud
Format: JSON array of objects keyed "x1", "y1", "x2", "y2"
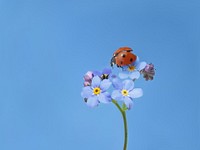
[
  {"x1": 83, "y1": 71, "x2": 94, "y2": 86},
  {"x1": 140, "y1": 63, "x2": 155, "y2": 81}
]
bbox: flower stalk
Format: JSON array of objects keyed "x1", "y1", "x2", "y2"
[{"x1": 112, "y1": 100, "x2": 128, "y2": 150}]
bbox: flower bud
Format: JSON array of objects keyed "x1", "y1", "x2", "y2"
[{"x1": 140, "y1": 63, "x2": 155, "y2": 81}]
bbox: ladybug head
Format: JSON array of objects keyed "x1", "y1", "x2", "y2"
[{"x1": 110, "y1": 56, "x2": 116, "y2": 67}]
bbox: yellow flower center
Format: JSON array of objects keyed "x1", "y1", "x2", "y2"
[
  {"x1": 93, "y1": 87, "x2": 101, "y2": 95},
  {"x1": 128, "y1": 65, "x2": 135, "y2": 72},
  {"x1": 121, "y1": 89, "x2": 129, "y2": 96}
]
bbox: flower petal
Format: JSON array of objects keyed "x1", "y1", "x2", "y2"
[
  {"x1": 137, "y1": 61, "x2": 147, "y2": 71},
  {"x1": 123, "y1": 80, "x2": 134, "y2": 91},
  {"x1": 100, "y1": 79, "x2": 111, "y2": 91},
  {"x1": 93, "y1": 71, "x2": 101, "y2": 77},
  {"x1": 119, "y1": 72, "x2": 129, "y2": 79},
  {"x1": 129, "y1": 71, "x2": 140, "y2": 80},
  {"x1": 123, "y1": 96, "x2": 133, "y2": 110},
  {"x1": 86, "y1": 96, "x2": 99, "y2": 108},
  {"x1": 91, "y1": 76, "x2": 101, "y2": 87},
  {"x1": 98, "y1": 92, "x2": 111, "y2": 103},
  {"x1": 111, "y1": 90, "x2": 123, "y2": 101},
  {"x1": 104, "y1": 91, "x2": 112, "y2": 99},
  {"x1": 135, "y1": 56, "x2": 140, "y2": 63},
  {"x1": 129, "y1": 88, "x2": 143, "y2": 98},
  {"x1": 81, "y1": 86, "x2": 92, "y2": 98},
  {"x1": 121, "y1": 65, "x2": 129, "y2": 71},
  {"x1": 112, "y1": 78, "x2": 123, "y2": 90},
  {"x1": 102, "y1": 68, "x2": 112, "y2": 74}
]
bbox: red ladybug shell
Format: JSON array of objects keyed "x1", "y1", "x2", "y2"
[
  {"x1": 111, "y1": 47, "x2": 137, "y2": 67},
  {"x1": 115, "y1": 51, "x2": 137, "y2": 67},
  {"x1": 113, "y1": 47, "x2": 132, "y2": 56}
]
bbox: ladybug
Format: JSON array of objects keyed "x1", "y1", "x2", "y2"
[{"x1": 110, "y1": 47, "x2": 137, "y2": 67}]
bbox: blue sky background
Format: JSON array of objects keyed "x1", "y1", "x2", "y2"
[{"x1": 0, "y1": 0, "x2": 199, "y2": 150}]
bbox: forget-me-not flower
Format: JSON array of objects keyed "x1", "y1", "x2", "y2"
[
  {"x1": 111, "y1": 79, "x2": 143, "y2": 109},
  {"x1": 81, "y1": 76, "x2": 112, "y2": 108}
]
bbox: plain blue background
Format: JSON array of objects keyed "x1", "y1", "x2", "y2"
[{"x1": 0, "y1": 0, "x2": 199, "y2": 150}]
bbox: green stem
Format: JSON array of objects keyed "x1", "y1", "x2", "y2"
[{"x1": 112, "y1": 100, "x2": 128, "y2": 150}]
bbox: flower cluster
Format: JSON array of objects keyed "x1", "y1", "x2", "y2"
[{"x1": 81, "y1": 51, "x2": 155, "y2": 110}]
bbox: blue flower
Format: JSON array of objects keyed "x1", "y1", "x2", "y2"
[
  {"x1": 93, "y1": 68, "x2": 112, "y2": 80},
  {"x1": 111, "y1": 79, "x2": 143, "y2": 109},
  {"x1": 81, "y1": 76, "x2": 112, "y2": 108},
  {"x1": 119, "y1": 57, "x2": 147, "y2": 80}
]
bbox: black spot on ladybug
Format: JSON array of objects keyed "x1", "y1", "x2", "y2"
[
  {"x1": 121, "y1": 54, "x2": 126, "y2": 57},
  {"x1": 130, "y1": 58, "x2": 133, "y2": 62},
  {"x1": 121, "y1": 61, "x2": 123, "y2": 64}
]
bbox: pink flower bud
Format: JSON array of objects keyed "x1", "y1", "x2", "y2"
[{"x1": 83, "y1": 71, "x2": 94, "y2": 86}]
